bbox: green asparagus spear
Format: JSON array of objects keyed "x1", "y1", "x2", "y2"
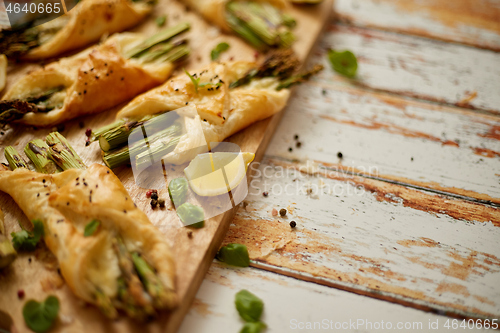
[
  {"x1": 4, "y1": 146, "x2": 29, "y2": 170},
  {"x1": 131, "y1": 252, "x2": 170, "y2": 308},
  {"x1": 112, "y1": 238, "x2": 155, "y2": 318},
  {"x1": 24, "y1": 139, "x2": 60, "y2": 174},
  {"x1": 46, "y1": 132, "x2": 86, "y2": 170},
  {"x1": 125, "y1": 22, "x2": 190, "y2": 59},
  {"x1": 103, "y1": 123, "x2": 182, "y2": 169}
]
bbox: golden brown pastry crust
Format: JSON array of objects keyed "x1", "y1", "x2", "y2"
[
  {"x1": 24, "y1": 0, "x2": 152, "y2": 60},
  {"x1": 3, "y1": 33, "x2": 174, "y2": 127},
  {"x1": 0, "y1": 164, "x2": 176, "y2": 312},
  {"x1": 116, "y1": 61, "x2": 289, "y2": 164}
]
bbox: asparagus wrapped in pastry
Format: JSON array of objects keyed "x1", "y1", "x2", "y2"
[
  {"x1": 0, "y1": 23, "x2": 190, "y2": 127},
  {"x1": 182, "y1": 0, "x2": 296, "y2": 49},
  {"x1": 92, "y1": 49, "x2": 322, "y2": 167},
  {"x1": 0, "y1": 0, "x2": 154, "y2": 59},
  {"x1": 0, "y1": 134, "x2": 176, "y2": 319}
]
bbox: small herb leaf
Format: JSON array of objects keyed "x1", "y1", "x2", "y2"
[
  {"x1": 168, "y1": 177, "x2": 189, "y2": 207},
  {"x1": 184, "y1": 69, "x2": 222, "y2": 94},
  {"x1": 155, "y1": 15, "x2": 166, "y2": 27},
  {"x1": 328, "y1": 50, "x2": 358, "y2": 78},
  {"x1": 235, "y1": 290, "x2": 264, "y2": 322},
  {"x1": 184, "y1": 68, "x2": 200, "y2": 93},
  {"x1": 216, "y1": 243, "x2": 250, "y2": 267},
  {"x1": 240, "y1": 321, "x2": 267, "y2": 333},
  {"x1": 23, "y1": 295, "x2": 60, "y2": 333},
  {"x1": 11, "y1": 219, "x2": 44, "y2": 251},
  {"x1": 177, "y1": 203, "x2": 204, "y2": 228},
  {"x1": 83, "y1": 219, "x2": 100, "y2": 237},
  {"x1": 211, "y1": 42, "x2": 230, "y2": 61}
]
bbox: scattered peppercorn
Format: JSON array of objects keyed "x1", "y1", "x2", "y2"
[
  {"x1": 158, "y1": 198, "x2": 166, "y2": 208},
  {"x1": 150, "y1": 199, "x2": 158, "y2": 208},
  {"x1": 262, "y1": 191, "x2": 268, "y2": 197},
  {"x1": 290, "y1": 221, "x2": 296, "y2": 228},
  {"x1": 288, "y1": 147, "x2": 293, "y2": 152},
  {"x1": 146, "y1": 190, "x2": 153, "y2": 198},
  {"x1": 296, "y1": 141, "x2": 302, "y2": 148},
  {"x1": 85, "y1": 140, "x2": 90, "y2": 146},
  {"x1": 279, "y1": 208, "x2": 287, "y2": 217},
  {"x1": 337, "y1": 152, "x2": 343, "y2": 158},
  {"x1": 294, "y1": 134, "x2": 299, "y2": 140},
  {"x1": 17, "y1": 289, "x2": 25, "y2": 299},
  {"x1": 151, "y1": 192, "x2": 158, "y2": 200},
  {"x1": 187, "y1": 230, "x2": 193, "y2": 238}
]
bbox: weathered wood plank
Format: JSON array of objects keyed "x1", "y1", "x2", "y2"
[
  {"x1": 265, "y1": 82, "x2": 500, "y2": 204},
  {"x1": 179, "y1": 262, "x2": 486, "y2": 332},
  {"x1": 311, "y1": 24, "x2": 500, "y2": 114},
  {"x1": 0, "y1": 0, "x2": 333, "y2": 331},
  {"x1": 222, "y1": 157, "x2": 500, "y2": 319},
  {"x1": 333, "y1": 0, "x2": 500, "y2": 51}
]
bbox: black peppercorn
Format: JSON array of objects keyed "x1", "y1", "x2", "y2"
[
  {"x1": 337, "y1": 152, "x2": 343, "y2": 158},
  {"x1": 279, "y1": 208, "x2": 287, "y2": 217},
  {"x1": 158, "y1": 198, "x2": 165, "y2": 208},
  {"x1": 290, "y1": 221, "x2": 296, "y2": 228},
  {"x1": 296, "y1": 141, "x2": 302, "y2": 148},
  {"x1": 150, "y1": 199, "x2": 158, "y2": 208},
  {"x1": 151, "y1": 192, "x2": 158, "y2": 200},
  {"x1": 263, "y1": 191, "x2": 268, "y2": 197}
]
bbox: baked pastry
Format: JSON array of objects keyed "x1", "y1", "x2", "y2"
[
  {"x1": 181, "y1": 0, "x2": 296, "y2": 49},
  {"x1": 0, "y1": 24, "x2": 190, "y2": 127},
  {"x1": 97, "y1": 49, "x2": 321, "y2": 166},
  {"x1": 0, "y1": 0, "x2": 154, "y2": 59},
  {"x1": 0, "y1": 159, "x2": 176, "y2": 318}
]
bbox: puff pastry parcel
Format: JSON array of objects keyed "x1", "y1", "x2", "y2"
[
  {"x1": 0, "y1": 25, "x2": 189, "y2": 127},
  {"x1": 181, "y1": 0, "x2": 295, "y2": 49},
  {"x1": 1, "y1": 0, "x2": 153, "y2": 59},
  {"x1": 0, "y1": 163, "x2": 176, "y2": 318},
  {"x1": 107, "y1": 50, "x2": 321, "y2": 166}
]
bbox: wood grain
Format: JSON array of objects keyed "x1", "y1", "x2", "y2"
[
  {"x1": 222, "y1": 157, "x2": 500, "y2": 319},
  {"x1": 179, "y1": 261, "x2": 486, "y2": 332},
  {"x1": 0, "y1": 0, "x2": 332, "y2": 332},
  {"x1": 311, "y1": 24, "x2": 500, "y2": 114},
  {"x1": 265, "y1": 82, "x2": 500, "y2": 205},
  {"x1": 334, "y1": 0, "x2": 500, "y2": 51}
]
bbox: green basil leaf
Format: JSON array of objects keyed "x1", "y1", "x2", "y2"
[
  {"x1": 155, "y1": 15, "x2": 166, "y2": 27},
  {"x1": 240, "y1": 321, "x2": 267, "y2": 333},
  {"x1": 83, "y1": 219, "x2": 100, "y2": 237},
  {"x1": 11, "y1": 220, "x2": 44, "y2": 251},
  {"x1": 23, "y1": 295, "x2": 60, "y2": 333},
  {"x1": 211, "y1": 42, "x2": 230, "y2": 61},
  {"x1": 328, "y1": 50, "x2": 357, "y2": 78},
  {"x1": 168, "y1": 177, "x2": 189, "y2": 207},
  {"x1": 235, "y1": 290, "x2": 264, "y2": 322},
  {"x1": 177, "y1": 203, "x2": 204, "y2": 228},
  {"x1": 216, "y1": 243, "x2": 250, "y2": 267}
]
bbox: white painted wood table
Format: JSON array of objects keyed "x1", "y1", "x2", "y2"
[{"x1": 179, "y1": 0, "x2": 500, "y2": 332}]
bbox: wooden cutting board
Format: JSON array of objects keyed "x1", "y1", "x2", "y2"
[{"x1": 0, "y1": 0, "x2": 332, "y2": 331}]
